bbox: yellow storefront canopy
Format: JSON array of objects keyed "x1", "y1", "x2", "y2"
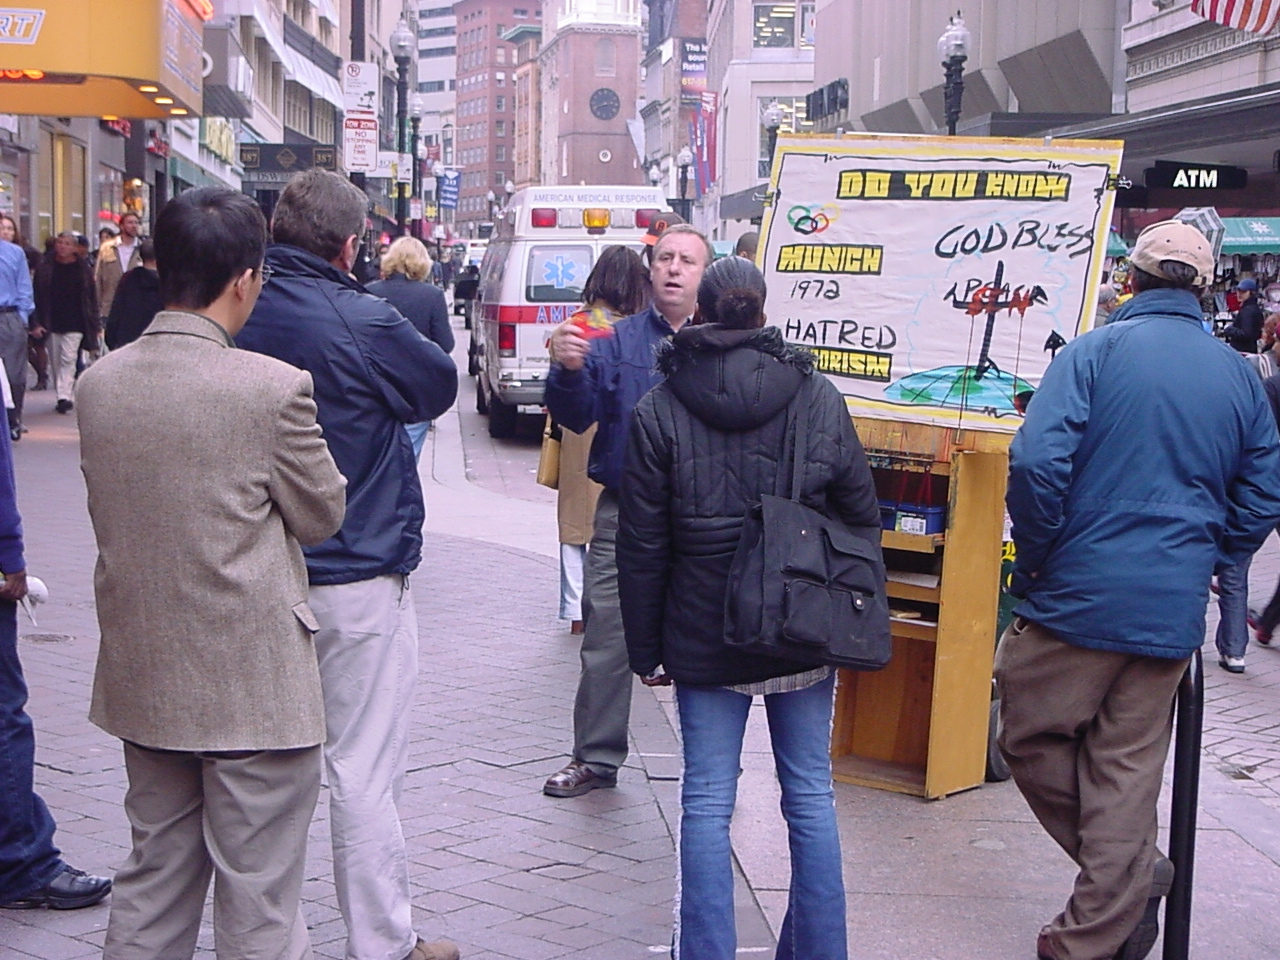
[{"x1": 0, "y1": 0, "x2": 208, "y2": 118}]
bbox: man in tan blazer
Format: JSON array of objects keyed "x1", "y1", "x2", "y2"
[
  {"x1": 93, "y1": 211, "x2": 143, "y2": 324},
  {"x1": 77, "y1": 187, "x2": 346, "y2": 960}
]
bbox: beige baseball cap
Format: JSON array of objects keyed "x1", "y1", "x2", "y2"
[{"x1": 1129, "y1": 220, "x2": 1214, "y2": 287}]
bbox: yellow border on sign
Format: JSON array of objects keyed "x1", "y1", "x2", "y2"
[{"x1": 758, "y1": 133, "x2": 1124, "y2": 434}]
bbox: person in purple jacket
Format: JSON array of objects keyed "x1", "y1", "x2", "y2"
[{"x1": 0, "y1": 424, "x2": 112, "y2": 911}]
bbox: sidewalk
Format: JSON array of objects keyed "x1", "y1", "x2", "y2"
[{"x1": 3, "y1": 324, "x2": 1280, "y2": 957}]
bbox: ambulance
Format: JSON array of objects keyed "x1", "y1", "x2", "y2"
[{"x1": 472, "y1": 185, "x2": 672, "y2": 437}]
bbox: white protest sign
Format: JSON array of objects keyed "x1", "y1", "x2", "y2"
[{"x1": 760, "y1": 134, "x2": 1124, "y2": 432}]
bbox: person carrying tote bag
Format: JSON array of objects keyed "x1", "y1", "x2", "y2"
[{"x1": 616, "y1": 256, "x2": 882, "y2": 960}]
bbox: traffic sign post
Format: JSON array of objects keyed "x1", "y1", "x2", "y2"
[{"x1": 342, "y1": 117, "x2": 378, "y2": 173}]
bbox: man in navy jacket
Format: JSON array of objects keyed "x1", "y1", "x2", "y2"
[
  {"x1": 1000, "y1": 220, "x2": 1280, "y2": 960},
  {"x1": 542, "y1": 224, "x2": 712, "y2": 798},
  {"x1": 237, "y1": 170, "x2": 458, "y2": 960}
]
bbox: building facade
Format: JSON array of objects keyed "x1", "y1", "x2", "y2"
[
  {"x1": 538, "y1": 0, "x2": 645, "y2": 187},
  {"x1": 704, "y1": 0, "x2": 814, "y2": 239},
  {"x1": 639, "y1": 0, "x2": 707, "y2": 210},
  {"x1": 508, "y1": 22, "x2": 544, "y2": 189},
  {"x1": 452, "y1": 0, "x2": 538, "y2": 236}
]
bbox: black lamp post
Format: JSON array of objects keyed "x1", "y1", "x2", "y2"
[
  {"x1": 431, "y1": 160, "x2": 446, "y2": 262},
  {"x1": 676, "y1": 144, "x2": 693, "y2": 222},
  {"x1": 762, "y1": 100, "x2": 783, "y2": 178},
  {"x1": 409, "y1": 93, "x2": 424, "y2": 237},
  {"x1": 938, "y1": 11, "x2": 971, "y2": 136},
  {"x1": 391, "y1": 17, "x2": 414, "y2": 233}
]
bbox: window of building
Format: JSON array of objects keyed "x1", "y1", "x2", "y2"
[
  {"x1": 496, "y1": 145, "x2": 506, "y2": 161},
  {"x1": 418, "y1": 25, "x2": 455, "y2": 38},
  {"x1": 799, "y1": 2, "x2": 815, "y2": 46},
  {"x1": 419, "y1": 80, "x2": 446, "y2": 93},
  {"x1": 753, "y1": 3, "x2": 796, "y2": 47},
  {"x1": 496, "y1": 24, "x2": 506, "y2": 37},
  {"x1": 449, "y1": 79, "x2": 457, "y2": 90},
  {"x1": 421, "y1": 45, "x2": 456, "y2": 58},
  {"x1": 314, "y1": 99, "x2": 335, "y2": 144},
  {"x1": 495, "y1": 171, "x2": 506, "y2": 186},
  {"x1": 757, "y1": 95, "x2": 811, "y2": 176},
  {"x1": 595, "y1": 38, "x2": 616, "y2": 76},
  {"x1": 496, "y1": 120, "x2": 506, "y2": 136},
  {"x1": 495, "y1": 71, "x2": 506, "y2": 86},
  {"x1": 496, "y1": 46, "x2": 506, "y2": 63},
  {"x1": 284, "y1": 82, "x2": 311, "y2": 136},
  {"x1": 420, "y1": 5, "x2": 452, "y2": 16}
]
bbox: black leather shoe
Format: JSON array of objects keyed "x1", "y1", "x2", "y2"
[
  {"x1": 0, "y1": 865, "x2": 112, "y2": 910},
  {"x1": 54, "y1": 399, "x2": 72, "y2": 414},
  {"x1": 1114, "y1": 856, "x2": 1174, "y2": 960},
  {"x1": 543, "y1": 761, "x2": 616, "y2": 798}
]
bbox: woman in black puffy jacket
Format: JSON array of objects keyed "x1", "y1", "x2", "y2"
[{"x1": 616, "y1": 257, "x2": 879, "y2": 960}]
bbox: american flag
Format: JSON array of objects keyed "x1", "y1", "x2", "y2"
[{"x1": 1190, "y1": 0, "x2": 1280, "y2": 34}]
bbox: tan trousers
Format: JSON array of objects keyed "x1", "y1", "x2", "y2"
[
  {"x1": 995, "y1": 618, "x2": 1187, "y2": 960},
  {"x1": 102, "y1": 742, "x2": 321, "y2": 960}
]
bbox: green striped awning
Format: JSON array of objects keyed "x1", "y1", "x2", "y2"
[{"x1": 1221, "y1": 217, "x2": 1280, "y2": 255}]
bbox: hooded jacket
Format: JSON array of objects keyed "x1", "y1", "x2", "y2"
[
  {"x1": 617, "y1": 325, "x2": 881, "y2": 686},
  {"x1": 104, "y1": 265, "x2": 162, "y2": 350},
  {"x1": 1009, "y1": 287, "x2": 1280, "y2": 659},
  {"x1": 236, "y1": 244, "x2": 458, "y2": 585}
]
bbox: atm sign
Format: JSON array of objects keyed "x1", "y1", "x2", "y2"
[
  {"x1": 0, "y1": 8, "x2": 42, "y2": 44},
  {"x1": 1145, "y1": 161, "x2": 1247, "y2": 191}
]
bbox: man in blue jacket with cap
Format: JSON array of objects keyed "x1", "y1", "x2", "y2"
[{"x1": 1001, "y1": 219, "x2": 1280, "y2": 960}]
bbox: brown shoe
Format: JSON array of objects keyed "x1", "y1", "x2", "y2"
[
  {"x1": 1035, "y1": 927, "x2": 1059, "y2": 960},
  {"x1": 403, "y1": 938, "x2": 460, "y2": 960},
  {"x1": 543, "y1": 760, "x2": 616, "y2": 798},
  {"x1": 570, "y1": 620, "x2": 585, "y2": 635}
]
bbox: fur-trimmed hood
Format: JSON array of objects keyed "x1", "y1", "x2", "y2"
[{"x1": 657, "y1": 323, "x2": 814, "y2": 432}]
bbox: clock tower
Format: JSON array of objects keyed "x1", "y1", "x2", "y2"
[{"x1": 538, "y1": 0, "x2": 644, "y2": 186}]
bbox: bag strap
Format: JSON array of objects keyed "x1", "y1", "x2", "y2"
[{"x1": 789, "y1": 375, "x2": 813, "y2": 503}]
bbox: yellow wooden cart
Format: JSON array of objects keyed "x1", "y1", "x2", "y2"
[{"x1": 831, "y1": 418, "x2": 1011, "y2": 800}]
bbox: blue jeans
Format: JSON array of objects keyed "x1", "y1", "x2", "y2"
[
  {"x1": 674, "y1": 672, "x2": 847, "y2": 960},
  {"x1": 405, "y1": 421, "x2": 430, "y2": 462},
  {"x1": 0, "y1": 601, "x2": 63, "y2": 900},
  {"x1": 1215, "y1": 557, "x2": 1252, "y2": 659}
]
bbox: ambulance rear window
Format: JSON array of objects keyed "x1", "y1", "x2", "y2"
[{"x1": 526, "y1": 245, "x2": 593, "y2": 302}]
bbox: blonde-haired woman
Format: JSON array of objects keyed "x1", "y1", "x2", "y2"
[{"x1": 368, "y1": 236, "x2": 455, "y2": 458}]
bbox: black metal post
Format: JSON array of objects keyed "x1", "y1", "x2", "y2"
[
  {"x1": 943, "y1": 53, "x2": 967, "y2": 136},
  {"x1": 434, "y1": 171, "x2": 444, "y2": 262},
  {"x1": 394, "y1": 55, "x2": 410, "y2": 234},
  {"x1": 766, "y1": 125, "x2": 779, "y2": 178},
  {"x1": 410, "y1": 116, "x2": 421, "y2": 237},
  {"x1": 349, "y1": 0, "x2": 374, "y2": 282},
  {"x1": 1163, "y1": 649, "x2": 1203, "y2": 960},
  {"x1": 678, "y1": 163, "x2": 691, "y2": 221}
]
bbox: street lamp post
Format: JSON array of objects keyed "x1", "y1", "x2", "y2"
[
  {"x1": 486, "y1": 188, "x2": 497, "y2": 223},
  {"x1": 648, "y1": 163, "x2": 662, "y2": 191},
  {"x1": 409, "y1": 93, "x2": 424, "y2": 237},
  {"x1": 676, "y1": 144, "x2": 693, "y2": 222},
  {"x1": 391, "y1": 17, "x2": 415, "y2": 233},
  {"x1": 938, "y1": 11, "x2": 971, "y2": 136},
  {"x1": 431, "y1": 160, "x2": 446, "y2": 262},
  {"x1": 762, "y1": 100, "x2": 784, "y2": 178}
]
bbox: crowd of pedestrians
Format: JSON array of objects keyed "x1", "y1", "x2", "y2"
[{"x1": 1, "y1": 183, "x2": 1279, "y2": 960}]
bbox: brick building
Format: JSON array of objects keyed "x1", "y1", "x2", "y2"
[{"x1": 453, "y1": 0, "x2": 541, "y2": 236}]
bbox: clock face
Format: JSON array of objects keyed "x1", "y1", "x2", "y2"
[{"x1": 590, "y1": 87, "x2": 620, "y2": 121}]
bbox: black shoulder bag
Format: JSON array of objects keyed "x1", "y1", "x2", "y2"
[{"x1": 723, "y1": 375, "x2": 892, "y2": 671}]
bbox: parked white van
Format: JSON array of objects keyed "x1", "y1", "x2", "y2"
[{"x1": 472, "y1": 185, "x2": 671, "y2": 437}]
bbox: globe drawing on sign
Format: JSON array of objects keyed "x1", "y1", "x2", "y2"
[
  {"x1": 543, "y1": 256, "x2": 577, "y2": 289},
  {"x1": 885, "y1": 366, "x2": 1034, "y2": 417}
]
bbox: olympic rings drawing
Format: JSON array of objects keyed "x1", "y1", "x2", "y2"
[{"x1": 787, "y1": 203, "x2": 840, "y2": 236}]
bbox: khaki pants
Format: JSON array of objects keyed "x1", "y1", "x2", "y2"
[
  {"x1": 103, "y1": 742, "x2": 320, "y2": 960},
  {"x1": 995, "y1": 618, "x2": 1187, "y2": 960}
]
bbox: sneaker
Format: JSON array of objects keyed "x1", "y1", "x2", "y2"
[
  {"x1": 54, "y1": 399, "x2": 72, "y2": 414},
  {"x1": 1114, "y1": 856, "x2": 1174, "y2": 960},
  {"x1": 403, "y1": 938, "x2": 460, "y2": 960},
  {"x1": 1219, "y1": 655, "x2": 1245, "y2": 674}
]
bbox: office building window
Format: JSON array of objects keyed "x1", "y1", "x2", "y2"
[
  {"x1": 418, "y1": 25, "x2": 455, "y2": 38},
  {"x1": 596, "y1": 38, "x2": 616, "y2": 76},
  {"x1": 420, "y1": 5, "x2": 452, "y2": 16},
  {"x1": 419, "y1": 80, "x2": 446, "y2": 93},
  {"x1": 495, "y1": 71, "x2": 506, "y2": 86},
  {"x1": 314, "y1": 99, "x2": 335, "y2": 144},
  {"x1": 753, "y1": 3, "x2": 796, "y2": 47},
  {"x1": 496, "y1": 145, "x2": 506, "y2": 161},
  {"x1": 495, "y1": 95, "x2": 505, "y2": 111},
  {"x1": 757, "y1": 95, "x2": 811, "y2": 176},
  {"x1": 514, "y1": 7, "x2": 528, "y2": 16},
  {"x1": 495, "y1": 171, "x2": 506, "y2": 186},
  {"x1": 421, "y1": 45, "x2": 456, "y2": 58},
  {"x1": 800, "y1": 2, "x2": 815, "y2": 46},
  {"x1": 496, "y1": 120, "x2": 506, "y2": 137},
  {"x1": 496, "y1": 46, "x2": 506, "y2": 63}
]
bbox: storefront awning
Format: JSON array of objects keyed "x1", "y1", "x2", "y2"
[
  {"x1": 1106, "y1": 231, "x2": 1128, "y2": 259},
  {"x1": 1221, "y1": 218, "x2": 1280, "y2": 255},
  {"x1": 282, "y1": 47, "x2": 342, "y2": 110},
  {"x1": 0, "y1": 0, "x2": 206, "y2": 118}
]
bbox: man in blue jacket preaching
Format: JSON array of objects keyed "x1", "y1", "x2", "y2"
[{"x1": 1000, "y1": 219, "x2": 1280, "y2": 960}]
